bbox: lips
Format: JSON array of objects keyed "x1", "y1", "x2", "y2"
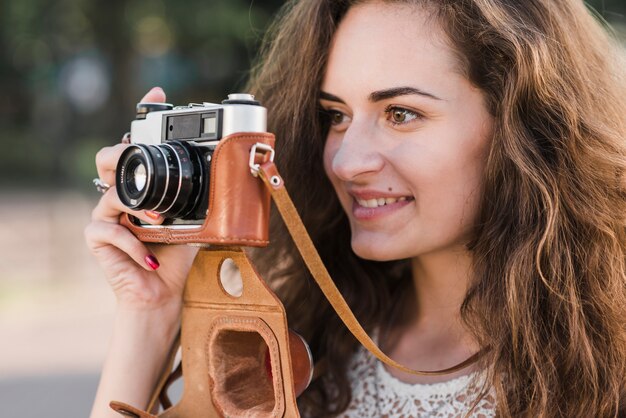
[
  {"x1": 348, "y1": 190, "x2": 414, "y2": 221},
  {"x1": 355, "y1": 196, "x2": 408, "y2": 208}
]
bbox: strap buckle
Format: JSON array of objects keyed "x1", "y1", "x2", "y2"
[{"x1": 249, "y1": 142, "x2": 275, "y2": 177}]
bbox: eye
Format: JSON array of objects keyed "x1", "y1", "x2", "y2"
[
  {"x1": 321, "y1": 109, "x2": 351, "y2": 130},
  {"x1": 328, "y1": 110, "x2": 348, "y2": 125},
  {"x1": 384, "y1": 106, "x2": 422, "y2": 126}
]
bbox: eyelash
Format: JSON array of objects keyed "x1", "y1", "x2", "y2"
[{"x1": 322, "y1": 106, "x2": 424, "y2": 128}]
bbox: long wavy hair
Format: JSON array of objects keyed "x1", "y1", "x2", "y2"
[{"x1": 246, "y1": 0, "x2": 626, "y2": 416}]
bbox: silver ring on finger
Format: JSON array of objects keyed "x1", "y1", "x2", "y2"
[{"x1": 93, "y1": 178, "x2": 111, "y2": 194}]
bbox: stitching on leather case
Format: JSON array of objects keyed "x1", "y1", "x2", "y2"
[{"x1": 129, "y1": 230, "x2": 269, "y2": 244}]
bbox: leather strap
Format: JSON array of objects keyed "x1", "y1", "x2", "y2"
[
  {"x1": 258, "y1": 160, "x2": 488, "y2": 376},
  {"x1": 146, "y1": 332, "x2": 181, "y2": 414}
]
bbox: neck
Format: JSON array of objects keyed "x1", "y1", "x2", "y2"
[
  {"x1": 409, "y1": 246, "x2": 473, "y2": 328},
  {"x1": 380, "y1": 246, "x2": 481, "y2": 381}
]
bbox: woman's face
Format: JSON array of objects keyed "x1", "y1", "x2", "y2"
[{"x1": 321, "y1": 2, "x2": 494, "y2": 261}]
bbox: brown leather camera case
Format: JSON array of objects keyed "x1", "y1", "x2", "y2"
[
  {"x1": 120, "y1": 132, "x2": 275, "y2": 246},
  {"x1": 111, "y1": 247, "x2": 303, "y2": 417}
]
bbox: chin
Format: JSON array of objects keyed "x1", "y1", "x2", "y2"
[{"x1": 350, "y1": 240, "x2": 408, "y2": 262}]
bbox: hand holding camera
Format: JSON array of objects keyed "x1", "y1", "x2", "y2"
[
  {"x1": 86, "y1": 87, "x2": 204, "y2": 418},
  {"x1": 85, "y1": 87, "x2": 198, "y2": 314}
]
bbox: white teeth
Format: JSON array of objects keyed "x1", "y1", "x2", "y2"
[{"x1": 356, "y1": 196, "x2": 409, "y2": 208}]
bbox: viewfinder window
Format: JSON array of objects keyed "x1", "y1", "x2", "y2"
[{"x1": 203, "y1": 115, "x2": 217, "y2": 135}]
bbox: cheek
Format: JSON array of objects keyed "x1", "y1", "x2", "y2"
[
  {"x1": 439, "y1": 161, "x2": 487, "y2": 238},
  {"x1": 392, "y1": 132, "x2": 488, "y2": 224}
]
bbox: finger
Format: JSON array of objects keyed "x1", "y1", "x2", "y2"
[
  {"x1": 140, "y1": 86, "x2": 166, "y2": 104},
  {"x1": 85, "y1": 221, "x2": 159, "y2": 271},
  {"x1": 96, "y1": 143, "x2": 132, "y2": 186},
  {"x1": 94, "y1": 88, "x2": 167, "y2": 184},
  {"x1": 91, "y1": 185, "x2": 164, "y2": 225}
]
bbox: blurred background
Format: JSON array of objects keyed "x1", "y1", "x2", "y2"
[{"x1": 0, "y1": 0, "x2": 623, "y2": 417}]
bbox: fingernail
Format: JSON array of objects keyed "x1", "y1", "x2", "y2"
[
  {"x1": 152, "y1": 86, "x2": 164, "y2": 93},
  {"x1": 145, "y1": 210, "x2": 161, "y2": 220},
  {"x1": 145, "y1": 254, "x2": 160, "y2": 270}
]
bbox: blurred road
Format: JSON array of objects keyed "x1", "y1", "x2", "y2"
[
  {"x1": 0, "y1": 191, "x2": 116, "y2": 418},
  {"x1": 0, "y1": 374, "x2": 99, "y2": 417}
]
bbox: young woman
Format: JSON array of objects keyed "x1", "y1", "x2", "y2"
[{"x1": 87, "y1": 0, "x2": 626, "y2": 416}]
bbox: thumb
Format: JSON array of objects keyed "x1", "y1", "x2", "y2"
[{"x1": 140, "y1": 86, "x2": 167, "y2": 103}]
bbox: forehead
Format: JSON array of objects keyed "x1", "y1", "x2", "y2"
[{"x1": 323, "y1": 2, "x2": 462, "y2": 97}]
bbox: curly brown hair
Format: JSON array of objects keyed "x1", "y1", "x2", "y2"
[{"x1": 246, "y1": 0, "x2": 626, "y2": 416}]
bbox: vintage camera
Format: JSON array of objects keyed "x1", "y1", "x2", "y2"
[
  {"x1": 116, "y1": 93, "x2": 266, "y2": 225},
  {"x1": 115, "y1": 94, "x2": 275, "y2": 246}
]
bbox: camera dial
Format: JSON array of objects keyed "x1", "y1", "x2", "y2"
[
  {"x1": 135, "y1": 103, "x2": 173, "y2": 120},
  {"x1": 221, "y1": 93, "x2": 260, "y2": 106}
]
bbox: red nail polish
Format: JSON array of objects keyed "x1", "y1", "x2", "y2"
[
  {"x1": 145, "y1": 210, "x2": 161, "y2": 220},
  {"x1": 145, "y1": 255, "x2": 160, "y2": 270}
]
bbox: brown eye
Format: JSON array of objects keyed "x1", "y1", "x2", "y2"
[
  {"x1": 385, "y1": 106, "x2": 421, "y2": 125},
  {"x1": 332, "y1": 111, "x2": 344, "y2": 124},
  {"x1": 327, "y1": 110, "x2": 347, "y2": 125},
  {"x1": 392, "y1": 109, "x2": 407, "y2": 123}
]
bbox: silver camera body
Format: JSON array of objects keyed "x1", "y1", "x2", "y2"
[
  {"x1": 130, "y1": 93, "x2": 267, "y2": 146},
  {"x1": 116, "y1": 94, "x2": 267, "y2": 226}
]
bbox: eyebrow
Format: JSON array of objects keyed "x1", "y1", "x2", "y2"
[{"x1": 319, "y1": 86, "x2": 443, "y2": 104}]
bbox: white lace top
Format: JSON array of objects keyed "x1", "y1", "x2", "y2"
[{"x1": 336, "y1": 344, "x2": 496, "y2": 417}]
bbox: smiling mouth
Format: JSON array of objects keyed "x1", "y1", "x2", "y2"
[{"x1": 354, "y1": 196, "x2": 413, "y2": 208}]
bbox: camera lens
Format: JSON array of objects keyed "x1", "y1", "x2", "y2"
[
  {"x1": 128, "y1": 161, "x2": 147, "y2": 193},
  {"x1": 116, "y1": 141, "x2": 204, "y2": 218}
]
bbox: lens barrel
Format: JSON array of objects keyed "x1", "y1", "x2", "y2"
[{"x1": 116, "y1": 141, "x2": 204, "y2": 219}]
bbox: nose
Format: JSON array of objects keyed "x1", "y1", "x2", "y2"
[{"x1": 329, "y1": 121, "x2": 385, "y2": 182}]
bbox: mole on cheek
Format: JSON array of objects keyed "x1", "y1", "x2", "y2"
[{"x1": 388, "y1": 187, "x2": 393, "y2": 192}]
